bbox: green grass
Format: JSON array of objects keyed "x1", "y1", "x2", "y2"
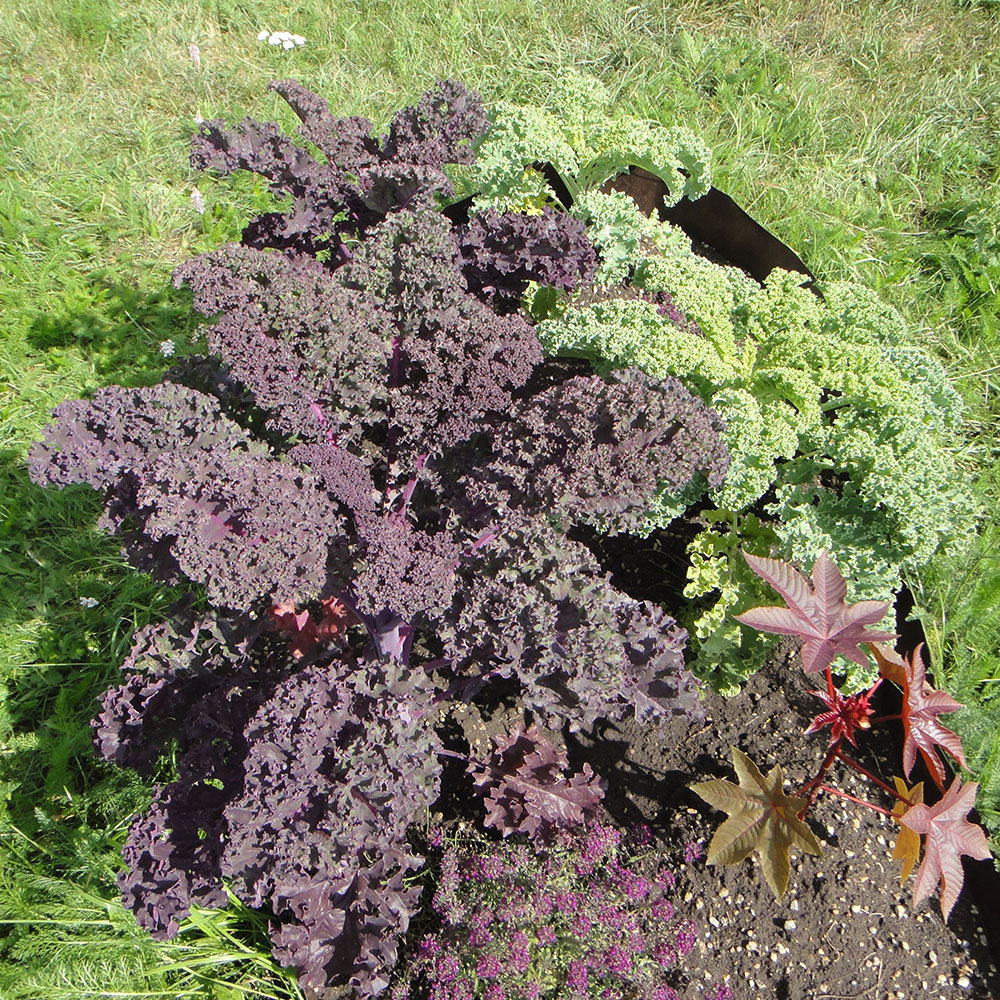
[{"x1": 3, "y1": 0, "x2": 1000, "y2": 991}]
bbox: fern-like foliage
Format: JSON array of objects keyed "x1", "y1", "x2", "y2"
[{"x1": 911, "y1": 528, "x2": 1000, "y2": 862}]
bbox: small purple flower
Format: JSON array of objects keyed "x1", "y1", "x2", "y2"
[
  {"x1": 419, "y1": 935, "x2": 442, "y2": 957},
  {"x1": 601, "y1": 944, "x2": 632, "y2": 976},
  {"x1": 433, "y1": 954, "x2": 459, "y2": 983},
  {"x1": 537, "y1": 925, "x2": 557, "y2": 946},
  {"x1": 656, "y1": 866, "x2": 677, "y2": 889},
  {"x1": 451, "y1": 979, "x2": 473, "y2": 1000},
  {"x1": 508, "y1": 930, "x2": 531, "y2": 973},
  {"x1": 567, "y1": 958, "x2": 589, "y2": 995},
  {"x1": 654, "y1": 941, "x2": 678, "y2": 968},
  {"x1": 523, "y1": 982, "x2": 540, "y2": 1000},
  {"x1": 483, "y1": 855, "x2": 504, "y2": 879},
  {"x1": 552, "y1": 890, "x2": 580, "y2": 914},
  {"x1": 483, "y1": 984, "x2": 505, "y2": 1000},
  {"x1": 476, "y1": 953, "x2": 502, "y2": 979},
  {"x1": 595, "y1": 903, "x2": 625, "y2": 929},
  {"x1": 675, "y1": 920, "x2": 697, "y2": 956},
  {"x1": 651, "y1": 987, "x2": 680, "y2": 1000},
  {"x1": 468, "y1": 926, "x2": 493, "y2": 947},
  {"x1": 570, "y1": 913, "x2": 592, "y2": 938},
  {"x1": 622, "y1": 872, "x2": 649, "y2": 901},
  {"x1": 683, "y1": 840, "x2": 703, "y2": 864},
  {"x1": 652, "y1": 899, "x2": 674, "y2": 921}
]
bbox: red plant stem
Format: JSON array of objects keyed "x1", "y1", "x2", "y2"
[
  {"x1": 826, "y1": 664, "x2": 835, "y2": 699},
  {"x1": 815, "y1": 784, "x2": 896, "y2": 817},
  {"x1": 795, "y1": 740, "x2": 842, "y2": 813},
  {"x1": 835, "y1": 750, "x2": 915, "y2": 806},
  {"x1": 869, "y1": 714, "x2": 901, "y2": 724}
]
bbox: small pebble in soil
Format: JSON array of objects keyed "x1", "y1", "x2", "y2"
[
  {"x1": 783, "y1": 919, "x2": 797, "y2": 932},
  {"x1": 958, "y1": 976, "x2": 972, "y2": 989}
]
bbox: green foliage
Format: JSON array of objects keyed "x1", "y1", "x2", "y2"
[
  {"x1": 0, "y1": 847, "x2": 304, "y2": 999},
  {"x1": 466, "y1": 69, "x2": 712, "y2": 212},
  {"x1": 915, "y1": 196, "x2": 1000, "y2": 344},
  {"x1": 910, "y1": 525, "x2": 1000, "y2": 863},
  {"x1": 539, "y1": 208, "x2": 978, "y2": 689}
]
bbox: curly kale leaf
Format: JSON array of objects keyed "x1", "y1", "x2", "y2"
[
  {"x1": 458, "y1": 207, "x2": 597, "y2": 312},
  {"x1": 469, "y1": 69, "x2": 711, "y2": 211},
  {"x1": 484, "y1": 368, "x2": 728, "y2": 533},
  {"x1": 29, "y1": 382, "x2": 344, "y2": 609},
  {"x1": 469, "y1": 724, "x2": 606, "y2": 847},
  {"x1": 192, "y1": 78, "x2": 489, "y2": 254}
]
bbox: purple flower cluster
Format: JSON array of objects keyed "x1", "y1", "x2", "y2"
[{"x1": 391, "y1": 822, "x2": 703, "y2": 999}]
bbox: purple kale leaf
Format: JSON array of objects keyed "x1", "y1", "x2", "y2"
[
  {"x1": 270, "y1": 845, "x2": 424, "y2": 998},
  {"x1": 468, "y1": 724, "x2": 606, "y2": 847},
  {"x1": 29, "y1": 382, "x2": 344, "y2": 609},
  {"x1": 442, "y1": 523, "x2": 702, "y2": 732},
  {"x1": 118, "y1": 793, "x2": 229, "y2": 940},
  {"x1": 93, "y1": 608, "x2": 261, "y2": 772},
  {"x1": 192, "y1": 79, "x2": 489, "y2": 255},
  {"x1": 379, "y1": 78, "x2": 488, "y2": 169},
  {"x1": 338, "y1": 208, "x2": 543, "y2": 467},
  {"x1": 267, "y1": 79, "x2": 381, "y2": 175},
  {"x1": 459, "y1": 207, "x2": 597, "y2": 312},
  {"x1": 221, "y1": 656, "x2": 440, "y2": 994},
  {"x1": 481, "y1": 368, "x2": 729, "y2": 533}
]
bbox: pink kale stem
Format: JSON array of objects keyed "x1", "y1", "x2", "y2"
[
  {"x1": 397, "y1": 453, "x2": 428, "y2": 512},
  {"x1": 835, "y1": 749, "x2": 916, "y2": 807},
  {"x1": 814, "y1": 784, "x2": 896, "y2": 818},
  {"x1": 308, "y1": 399, "x2": 339, "y2": 446}
]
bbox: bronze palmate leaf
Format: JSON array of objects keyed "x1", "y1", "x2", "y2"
[{"x1": 690, "y1": 746, "x2": 822, "y2": 898}]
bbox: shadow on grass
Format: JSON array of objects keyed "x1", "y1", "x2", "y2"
[{"x1": 23, "y1": 274, "x2": 202, "y2": 385}]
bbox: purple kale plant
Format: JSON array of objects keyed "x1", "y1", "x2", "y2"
[
  {"x1": 27, "y1": 80, "x2": 730, "y2": 997},
  {"x1": 388, "y1": 822, "x2": 717, "y2": 1000}
]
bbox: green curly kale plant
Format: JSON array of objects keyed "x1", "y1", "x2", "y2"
[
  {"x1": 465, "y1": 71, "x2": 712, "y2": 214},
  {"x1": 462, "y1": 72, "x2": 979, "y2": 693}
]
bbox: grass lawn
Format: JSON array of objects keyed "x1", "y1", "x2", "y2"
[{"x1": 2, "y1": 0, "x2": 999, "y2": 994}]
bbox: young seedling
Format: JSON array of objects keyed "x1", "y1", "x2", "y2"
[{"x1": 690, "y1": 550, "x2": 991, "y2": 921}]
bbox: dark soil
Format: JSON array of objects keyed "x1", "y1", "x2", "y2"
[{"x1": 551, "y1": 643, "x2": 1000, "y2": 999}]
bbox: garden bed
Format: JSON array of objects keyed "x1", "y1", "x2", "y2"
[
  {"x1": 22, "y1": 74, "x2": 998, "y2": 1000},
  {"x1": 553, "y1": 641, "x2": 1000, "y2": 999}
]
